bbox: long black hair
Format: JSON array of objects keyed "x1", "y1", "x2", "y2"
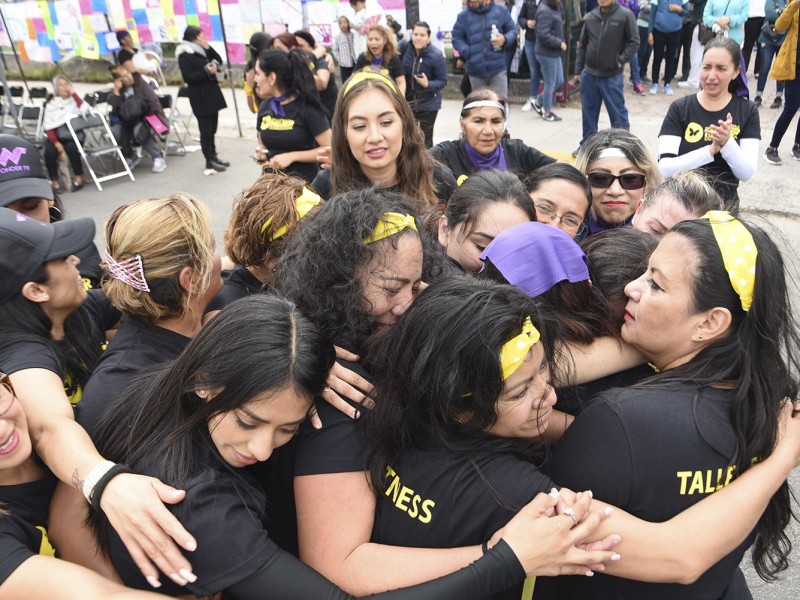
[
  {"x1": 93, "y1": 293, "x2": 334, "y2": 488},
  {"x1": 364, "y1": 278, "x2": 564, "y2": 496},
  {"x1": 277, "y1": 187, "x2": 442, "y2": 353},
  {"x1": 649, "y1": 218, "x2": 799, "y2": 580},
  {"x1": 258, "y1": 48, "x2": 327, "y2": 117},
  {"x1": 0, "y1": 264, "x2": 103, "y2": 392}
]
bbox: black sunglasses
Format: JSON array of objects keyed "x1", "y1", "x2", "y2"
[{"x1": 587, "y1": 172, "x2": 646, "y2": 190}]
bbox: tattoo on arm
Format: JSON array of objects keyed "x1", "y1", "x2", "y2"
[{"x1": 72, "y1": 468, "x2": 85, "y2": 494}]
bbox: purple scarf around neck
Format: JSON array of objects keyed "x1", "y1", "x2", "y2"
[
  {"x1": 464, "y1": 141, "x2": 507, "y2": 171},
  {"x1": 371, "y1": 55, "x2": 384, "y2": 67},
  {"x1": 270, "y1": 93, "x2": 289, "y2": 117}
]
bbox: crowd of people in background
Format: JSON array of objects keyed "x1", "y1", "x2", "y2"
[{"x1": 2, "y1": 0, "x2": 800, "y2": 599}]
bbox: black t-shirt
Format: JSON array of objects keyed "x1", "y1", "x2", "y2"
[
  {"x1": 372, "y1": 448, "x2": 554, "y2": 600},
  {"x1": 257, "y1": 96, "x2": 330, "y2": 183},
  {"x1": 311, "y1": 163, "x2": 456, "y2": 203},
  {"x1": 204, "y1": 266, "x2": 265, "y2": 314},
  {"x1": 429, "y1": 139, "x2": 556, "y2": 182},
  {"x1": 109, "y1": 446, "x2": 280, "y2": 596},
  {"x1": 293, "y1": 359, "x2": 370, "y2": 477},
  {"x1": 307, "y1": 53, "x2": 338, "y2": 117},
  {"x1": 117, "y1": 48, "x2": 136, "y2": 66},
  {"x1": 555, "y1": 363, "x2": 654, "y2": 416},
  {"x1": 0, "y1": 290, "x2": 119, "y2": 406},
  {"x1": 354, "y1": 54, "x2": 405, "y2": 82},
  {"x1": 659, "y1": 95, "x2": 760, "y2": 205},
  {"x1": 77, "y1": 316, "x2": 191, "y2": 438},
  {"x1": 538, "y1": 384, "x2": 756, "y2": 599},
  {"x1": 0, "y1": 472, "x2": 58, "y2": 585},
  {"x1": 76, "y1": 242, "x2": 103, "y2": 290}
]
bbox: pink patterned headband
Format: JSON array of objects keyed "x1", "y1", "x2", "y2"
[{"x1": 104, "y1": 252, "x2": 150, "y2": 292}]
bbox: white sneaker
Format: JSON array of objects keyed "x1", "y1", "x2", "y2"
[
  {"x1": 649, "y1": 83, "x2": 659, "y2": 95},
  {"x1": 521, "y1": 97, "x2": 536, "y2": 112},
  {"x1": 152, "y1": 157, "x2": 167, "y2": 173}
]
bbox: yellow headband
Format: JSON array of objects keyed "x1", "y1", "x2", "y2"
[
  {"x1": 260, "y1": 187, "x2": 321, "y2": 243},
  {"x1": 700, "y1": 210, "x2": 757, "y2": 312},
  {"x1": 363, "y1": 212, "x2": 418, "y2": 245},
  {"x1": 343, "y1": 70, "x2": 398, "y2": 97},
  {"x1": 499, "y1": 316, "x2": 541, "y2": 381}
]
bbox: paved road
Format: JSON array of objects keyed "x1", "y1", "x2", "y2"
[{"x1": 40, "y1": 77, "x2": 800, "y2": 597}]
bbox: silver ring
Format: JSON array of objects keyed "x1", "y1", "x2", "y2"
[
  {"x1": 323, "y1": 386, "x2": 331, "y2": 393},
  {"x1": 563, "y1": 507, "x2": 578, "y2": 527}
]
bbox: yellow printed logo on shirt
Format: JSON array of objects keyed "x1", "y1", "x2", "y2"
[{"x1": 259, "y1": 115, "x2": 295, "y2": 131}]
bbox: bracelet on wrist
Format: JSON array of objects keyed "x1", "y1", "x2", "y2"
[
  {"x1": 81, "y1": 460, "x2": 115, "y2": 503},
  {"x1": 89, "y1": 464, "x2": 133, "y2": 512}
]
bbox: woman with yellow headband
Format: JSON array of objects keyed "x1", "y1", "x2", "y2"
[
  {"x1": 312, "y1": 71, "x2": 455, "y2": 206},
  {"x1": 430, "y1": 88, "x2": 555, "y2": 182},
  {"x1": 353, "y1": 24, "x2": 407, "y2": 96},
  {"x1": 539, "y1": 212, "x2": 800, "y2": 597},
  {"x1": 364, "y1": 276, "x2": 800, "y2": 599},
  {"x1": 203, "y1": 171, "x2": 322, "y2": 324}
]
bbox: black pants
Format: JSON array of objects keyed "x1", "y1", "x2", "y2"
[
  {"x1": 197, "y1": 113, "x2": 219, "y2": 161},
  {"x1": 44, "y1": 138, "x2": 83, "y2": 180},
  {"x1": 340, "y1": 66, "x2": 354, "y2": 83},
  {"x1": 652, "y1": 29, "x2": 682, "y2": 85},
  {"x1": 414, "y1": 110, "x2": 438, "y2": 149},
  {"x1": 743, "y1": 17, "x2": 764, "y2": 73},
  {"x1": 677, "y1": 21, "x2": 694, "y2": 80}
]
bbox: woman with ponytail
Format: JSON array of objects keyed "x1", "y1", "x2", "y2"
[{"x1": 253, "y1": 48, "x2": 332, "y2": 182}]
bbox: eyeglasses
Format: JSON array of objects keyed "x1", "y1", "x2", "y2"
[
  {"x1": 0, "y1": 373, "x2": 14, "y2": 417},
  {"x1": 586, "y1": 172, "x2": 646, "y2": 190},
  {"x1": 535, "y1": 204, "x2": 586, "y2": 234}
]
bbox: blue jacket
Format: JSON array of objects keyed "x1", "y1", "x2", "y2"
[
  {"x1": 452, "y1": 0, "x2": 518, "y2": 78},
  {"x1": 649, "y1": 0, "x2": 686, "y2": 34},
  {"x1": 402, "y1": 42, "x2": 448, "y2": 112},
  {"x1": 703, "y1": 0, "x2": 749, "y2": 44},
  {"x1": 534, "y1": 3, "x2": 566, "y2": 58}
]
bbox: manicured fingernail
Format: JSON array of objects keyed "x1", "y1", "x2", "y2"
[
  {"x1": 179, "y1": 569, "x2": 197, "y2": 583},
  {"x1": 146, "y1": 576, "x2": 161, "y2": 588},
  {"x1": 587, "y1": 490, "x2": 593, "y2": 498},
  {"x1": 611, "y1": 554, "x2": 621, "y2": 561},
  {"x1": 603, "y1": 507, "x2": 613, "y2": 517},
  {"x1": 549, "y1": 488, "x2": 560, "y2": 498},
  {"x1": 353, "y1": 409, "x2": 360, "y2": 419},
  {"x1": 185, "y1": 540, "x2": 197, "y2": 552},
  {"x1": 585, "y1": 570, "x2": 594, "y2": 577},
  {"x1": 170, "y1": 573, "x2": 188, "y2": 586}
]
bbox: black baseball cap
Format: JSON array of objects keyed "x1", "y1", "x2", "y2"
[
  {"x1": 0, "y1": 207, "x2": 95, "y2": 303},
  {"x1": 0, "y1": 134, "x2": 54, "y2": 208}
]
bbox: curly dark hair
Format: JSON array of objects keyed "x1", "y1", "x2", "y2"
[{"x1": 276, "y1": 187, "x2": 444, "y2": 352}]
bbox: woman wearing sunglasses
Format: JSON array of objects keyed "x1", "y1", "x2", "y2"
[
  {"x1": 575, "y1": 129, "x2": 662, "y2": 241},
  {"x1": 0, "y1": 373, "x2": 170, "y2": 599},
  {"x1": 658, "y1": 37, "x2": 759, "y2": 212}
]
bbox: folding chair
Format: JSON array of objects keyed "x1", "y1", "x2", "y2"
[
  {"x1": 1, "y1": 86, "x2": 23, "y2": 128},
  {"x1": 155, "y1": 94, "x2": 186, "y2": 156},
  {"x1": 17, "y1": 106, "x2": 44, "y2": 146},
  {"x1": 28, "y1": 87, "x2": 48, "y2": 104},
  {"x1": 66, "y1": 112, "x2": 135, "y2": 191},
  {"x1": 175, "y1": 86, "x2": 200, "y2": 142}
]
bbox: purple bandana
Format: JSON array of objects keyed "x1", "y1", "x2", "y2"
[
  {"x1": 464, "y1": 141, "x2": 507, "y2": 172},
  {"x1": 479, "y1": 222, "x2": 588, "y2": 298},
  {"x1": 270, "y1": 93, "x2": 289, "y2": 117}
]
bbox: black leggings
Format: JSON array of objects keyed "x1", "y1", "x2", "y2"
[
  {"x1": 196, "y1": 112, "x2": 219, "y2": 161},
  {"x1": 44, "y1": 138, "x2": 83, "y2": 180},
  {"x1": 414, "y1": 110, "x2": 438, "y2": 149}
]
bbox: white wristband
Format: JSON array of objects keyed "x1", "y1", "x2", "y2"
[{"x1": 82, "y1": 460, "x2": 116, "y2": 503}]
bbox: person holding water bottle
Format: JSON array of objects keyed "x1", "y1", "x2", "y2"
[{"x1": 402, "y1": 21, "x2": 448, "y2": 148}]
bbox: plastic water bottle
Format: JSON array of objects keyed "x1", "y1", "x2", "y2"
[{"x1": 491, "y1": 24, "x2": 502, "y2": 51}]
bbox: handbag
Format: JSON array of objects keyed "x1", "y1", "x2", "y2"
[
  {"x1": 761, "y1": 21, "x2": 782, "y2": 43},
  {"x1": 56, "y1": 124, "x2": 73, "y2": 142},
  {"x1": 699, "y1": 0, "x2": 732, "y2": 45}
]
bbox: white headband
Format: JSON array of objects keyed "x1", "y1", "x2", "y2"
[
  {"x1": 462, "y1": 100, "x2": 506, "y2": 113},
  {"x1": 596, "y1": 148, "x2": 628, "y2": 159}
]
